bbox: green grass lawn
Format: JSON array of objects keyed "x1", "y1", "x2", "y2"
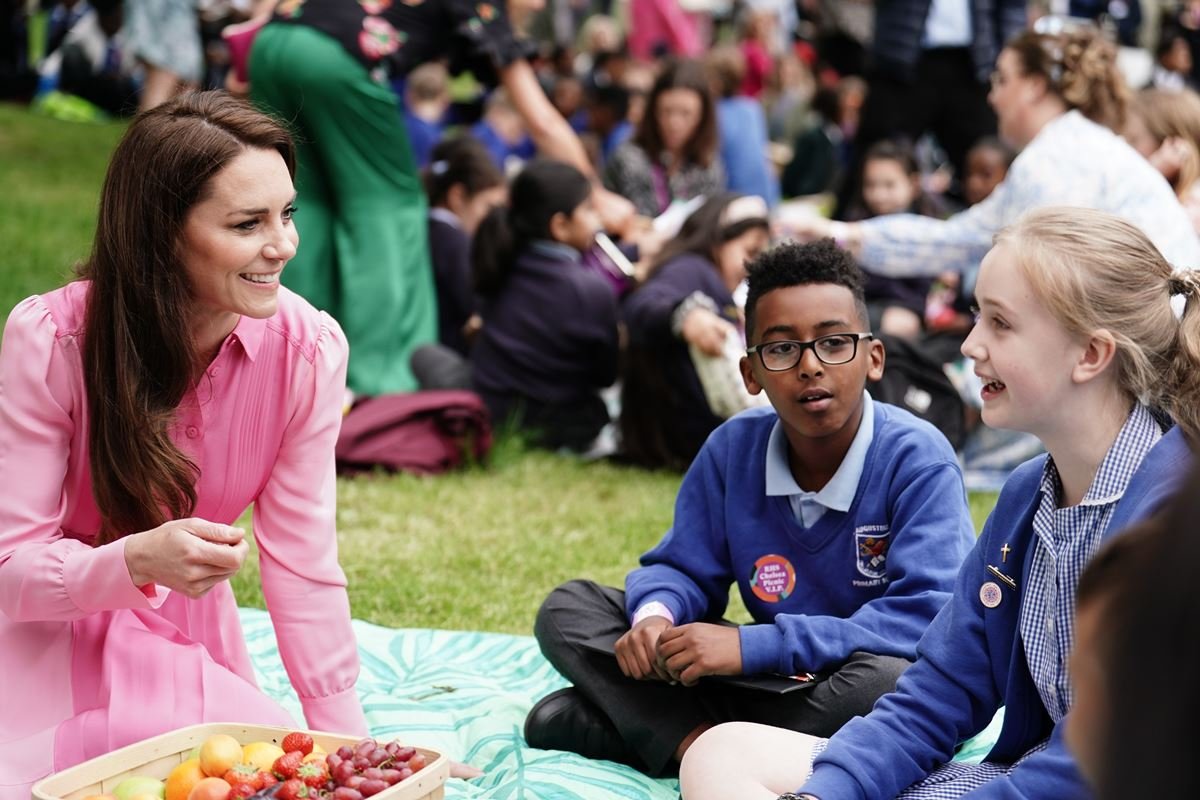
[{"x1": 0, "y1": 103, "x2": 998, "y2": 635}]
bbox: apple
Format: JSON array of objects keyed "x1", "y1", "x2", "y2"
[{"x1": 113, "y1": 776, "x2": 165, "y2": 800}]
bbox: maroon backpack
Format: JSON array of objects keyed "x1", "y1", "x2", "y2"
[{"x1": 335, "y1": 390, "x2": 493, "y2": 475}]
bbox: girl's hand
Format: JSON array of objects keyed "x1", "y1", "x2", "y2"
[
  {"x1": 123, "y1": 518, "x2": 249, "y2": 598},
  {"x1": 1149, "y1": 136, "x2": 1191, "y2": 182},
  {"x1": 682, "y1": 308, "x2": 734, "y2": 357},
  {"x1": 449, "y1": 760, "x2": 484, "y2": 779}
]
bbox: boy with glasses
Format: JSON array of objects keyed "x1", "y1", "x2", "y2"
[{"x1": 526, "y1": 239, "x2": 975, "y2": 776}]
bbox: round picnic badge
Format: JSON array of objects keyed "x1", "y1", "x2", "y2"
[
  {"x1": 750, "y1": 554, "x2": 796, "y2": 602},
  {"x1": 979, "y1": 581, "x2": 1003, "y2": 609}
]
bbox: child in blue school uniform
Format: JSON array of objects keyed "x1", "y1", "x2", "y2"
[
  {"x1": 679, "y1": 206, "x2": 1200, "y2": 800},
  {"x1": 526, "y1": 238, "x2": 976, "y2": 776},
  {"x1": 469, "y1": 158, "x2": 619, "y2": 452}
]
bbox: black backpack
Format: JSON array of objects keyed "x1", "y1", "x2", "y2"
[{"x1": 867, "y1": 333, "x2": 966, "y2": 450}]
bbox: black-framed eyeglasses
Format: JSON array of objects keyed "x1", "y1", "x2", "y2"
[{"x1": 747, "y1": 333, "x2": 874, "y2": 371}]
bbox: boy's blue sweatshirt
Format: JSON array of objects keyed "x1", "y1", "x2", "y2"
[
  {"x1": 802, "y1": 424, "x2": 1191, "y2": 800},
  {"x1": 625, "y1": 403, "x2": 976, "y2": 674}
]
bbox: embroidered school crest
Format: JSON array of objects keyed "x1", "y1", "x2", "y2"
[
  {"x1": 749, "y1": 554, "x2": 796, "y2": 603},
  {"x1": 855, "y1": 527, "x2": 890, "y2": 579}
]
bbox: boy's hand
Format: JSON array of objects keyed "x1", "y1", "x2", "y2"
[
  {"x1": 657, "y1": 623, "x2": 742, "y2": 686},
  {"x1": 615, "y1": 616, "x2": 674, "y2": 681}
]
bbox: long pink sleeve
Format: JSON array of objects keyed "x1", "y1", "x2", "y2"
[
  {"x1": 253, "y1": 313, "x2": 367, "y2": 735},
  {"x1": 0, "y1": 296, "x2": 167, "y2": 623}
]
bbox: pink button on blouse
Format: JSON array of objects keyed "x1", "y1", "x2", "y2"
[{"x1": 0, "y1": 282, "x2": 368, "y2": 797}]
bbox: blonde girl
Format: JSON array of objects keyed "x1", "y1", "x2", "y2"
[
  {"x1": 1125, "y1": 88, "x2": 1200, "y2": 233},
  {"x1": 678, "y1": 206, "x2": 1198, "y2": 800}
]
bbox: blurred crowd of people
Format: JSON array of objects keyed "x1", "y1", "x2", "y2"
[{"x1": 5, "y1": 0, "x2": 1200, "y2": 477}]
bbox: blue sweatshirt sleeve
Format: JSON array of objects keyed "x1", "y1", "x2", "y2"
[
  {"x1": 739, "y1": 460, "x2": 974, "y2": 674},
  {"x1": 625, "y1": 436, "x2": 735, "y2": 624},
  {"x1": 955, "y1": 724, "x2": 1089, "y2": 800},
  {"x1": 799, "y1": 522, "x2": 1011, "y2": 800}
]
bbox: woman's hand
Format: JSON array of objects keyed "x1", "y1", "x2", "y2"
[
  {"x1": 681, "y1": 308, "x2": 734, "y2": 357},
  {"x1": 449, "y1": 760, "x2": 484, "y2": 779},
  {"x1": 123, "y1": 518, "x2": 249, "y2": 598}
]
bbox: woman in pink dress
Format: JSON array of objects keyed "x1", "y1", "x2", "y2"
[{"x1": 0, "y1": 91, "x2": 369, "y2": 796}]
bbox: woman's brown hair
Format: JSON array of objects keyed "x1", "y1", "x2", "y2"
[
  {"x1": 78, "y1": 90, "x2": 296, "y2": 544},
  {"x1": 633, "y1": 58, "x2": 719, "y2": 168},
  {"x1": 1005, "y1": 27, "x2": 1129, "y2": 133}
]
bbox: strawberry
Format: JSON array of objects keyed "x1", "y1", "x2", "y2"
[
  {"x1": 224, "y1": 764, "x2": 267, "y2": 790},
  {"x1": 273, "y1": 751, "x2": 305, "y2": 780},
  {"x1": 295, "y1": 762, "x2": 329, "y2": 790},
  {"x1": 275, "y1": 779, "x2": 309, "y2": 800},
  {"x1": 280, "y1": 733, "x2": 314, "y2": 757},
  {"x1": 229, "y1": 783, "x2": 257, "y2": 800}
]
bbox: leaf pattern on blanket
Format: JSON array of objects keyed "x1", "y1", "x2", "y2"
[
  {"x1": 239, "y1": 608, "x2": 680, "y2": 799},
  {"x1": 239, "y1": 609, "x2": 1003, "y2": 799}
]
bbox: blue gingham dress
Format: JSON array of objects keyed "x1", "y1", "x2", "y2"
[{"x1": 805, "y1": 404, "x2": 1162, "y2": 798}]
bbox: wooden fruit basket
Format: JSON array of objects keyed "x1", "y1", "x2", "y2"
[{"x1": 32, "y1": 724, "x2": 448, "y2": 800}]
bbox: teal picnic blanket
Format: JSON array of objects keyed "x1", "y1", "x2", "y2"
[{"x1": 239, "y1": 608, "x2": 1002, "y2": 799}]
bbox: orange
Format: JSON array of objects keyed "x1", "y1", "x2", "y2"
[{"x1": 165, "y1": 758, "x2": 206, "y2": 800}]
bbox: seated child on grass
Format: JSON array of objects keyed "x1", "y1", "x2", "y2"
[{"x1": 526, "y1": 238, "x2": 975, "y2": 776}]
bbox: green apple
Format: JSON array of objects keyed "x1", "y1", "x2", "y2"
[{"x1": 112, "y1": 776, "x2": 165, "y2": 800}]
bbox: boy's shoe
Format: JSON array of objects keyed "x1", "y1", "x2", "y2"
[{"x1": 524, "y1": 687, "x2": 644, "y2": 769}]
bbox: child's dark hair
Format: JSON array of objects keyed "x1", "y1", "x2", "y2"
[
  {"x1": 969, "y1": 135, "x2": 1017, "y2": 169},
  {"x1": 587, "y1": 82, "x2": 630, "y2": 121},
  {"x1": 863, "y1": 139, "x2": 919, "y2": 177},
  {"x1": 644, "y1": 192, "x2": 768, "y2": 281},
  {"x1": 744, "y1": 239, "x2": 869, "y2": 341},
  {"x1": 422, "y1": 136, "x2": 505, "y2": 208},
  {"x1": 472, "y1": 159, "x2": 592, "y2": 297}
]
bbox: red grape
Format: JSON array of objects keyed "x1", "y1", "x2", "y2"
[
  {"x1": 326, "y1": 754, "x2": 343, "y2": 770},
  {"x1": 392, "y1": 746, "x2": 415, "y2": 763},
  {"x1": 343, "y1": 775, "x2": 365, "y2": 791},
  {"x1": 397, "y1": 768, "x2": 412, "y2": 781},
  {"x1": 333, "y1": 761, "x2": 356, "y2": 784},
  {"x1": 352, "y1": 757, "x2": 371, "y2": 772},
  {"x1": 358, "y1": 780, "x2": 387, "y2": 798},
  {"x1": 408, "y1": 753, "x2": 427, "y2": 772},
  {"x1": 361, "y1": 768, "x2": 384, "y2": 782},
  {"x1": 336, "y1": 746, "x2": 355, "y2": 761},
  {"x1": 332, "y1": 789, "x2": 363, "y2": 800},
  {"x1": 379, "y1": 769, "x2": 402, "y2": 786}
]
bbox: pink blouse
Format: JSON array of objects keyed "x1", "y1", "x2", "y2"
[{"x1": 0, "y1": 282, "x2": 367, "y2": 793}]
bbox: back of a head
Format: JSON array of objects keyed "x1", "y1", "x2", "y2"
[
  {"x1": 1076, "y1": 462, "x2": 1200, "y2": 799},
  {"x1": 1005, "y1": 27, "x2": 1129, "y2": 132},
  {"x1": 705, "y1": 45, "x2": 746, "y2": 99},
  {"x1": 407, "y1": 62, "x2": 450, "y2": 103},
  {"x1": 423, "y1": 135, "x2": 504, "y2": 206},
  {"x1": 994, "y1": 206, "x2": 1200, "y2": 441},
  {"x1": 743, "y1": 239, "x2": 868, "y2": 342},
  {"x1": 471, "y1": 159, "x2": 592, "y2": 297}
]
